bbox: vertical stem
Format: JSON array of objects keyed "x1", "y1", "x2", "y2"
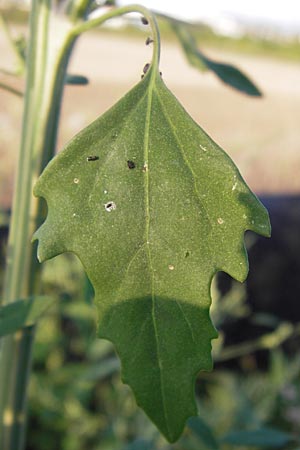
[{"x1": 0, "y1": 1, "x2": 75, "y2": 448}]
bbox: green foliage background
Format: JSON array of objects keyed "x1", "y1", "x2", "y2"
[{"x1": 18, "y1": 250, "x2": 299, "y2": 450}]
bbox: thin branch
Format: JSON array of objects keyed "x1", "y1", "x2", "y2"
[
  {"x1": 0, "y1": 81, "x2": 23, "y2": 97},
  {"x1": 70, "y1": 4, "x2": 161, "y2": 68},
  {"x1": 215, "y1": 322, "x2": 300, "y2": 362}
]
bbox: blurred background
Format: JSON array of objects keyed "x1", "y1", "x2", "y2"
[{"x1": 1, "y1": 0, "x2": 300, "y2": 449}]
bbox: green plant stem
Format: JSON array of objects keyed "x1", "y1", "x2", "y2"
[
  {"x1": 70, "y1": 4, "x2": 161, "y2": 67},
  {"x1": 0, "y1": 3, "x2": 74, "y2": 449},
  {"x1": 67, "y1": 0, "x2": 92, "y2": 22},
  {"x1": 215, "y1": 322, "x2": 299, "y2": 362},
  {"x1": 0, "y1": 4, "x2": 160, "y2": 449}
]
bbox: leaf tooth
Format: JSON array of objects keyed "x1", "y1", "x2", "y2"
[
  {"x1": 248, "y1": 206, "x2": 271, "y2": 238},
  {"x1": 33, "y1": 218, "x2": 66, "y2": 262},
  {"x1": 216, "y1": 237, "x2": 249, "y2": 283}
]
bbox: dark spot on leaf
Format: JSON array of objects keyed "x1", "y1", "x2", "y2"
[
  {"x1": 185, "y1": 251, "x2": 190, "y2": 258},
  {"x1": 127, "y1": 160, "x2": 135, "y2": 169},
  {"x1": 105, "y1": 201, "x2": 116, "y2": 212},
  {"x1": 87, "y1": 155, "x2": 99, "y2": 161},
  {"x1": 145, "y1": 37, "x2": 153, "y2": 45},
  {"x1": 141, "y1": 16, "x2": 149, "y2": 25}
]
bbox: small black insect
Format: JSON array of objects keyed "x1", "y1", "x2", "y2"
[
  {"x1": 141, "y1": 63, "x2": 151, "y2": 79},
  {"x1": 141, "y1": 16, "x2": 149, "y2": 25},
  {"x1": 143, "y1": 63, "x2": 150, "y2": 74},
  {"x1": 145, "y1": 37, "x2": 154, "y2": 45},
  {"x1": 87, "y1": 156, "x2": 99, "y2": 161},
  {"x1": 127, "y1": 160, "x2": 135, "y2": 169}
]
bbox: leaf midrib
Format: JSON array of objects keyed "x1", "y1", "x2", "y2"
[{"x1": 143, "y1": 70, "x2": 171, "y2": 435}]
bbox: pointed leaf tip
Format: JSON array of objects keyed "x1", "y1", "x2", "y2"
[
  {"x1": 33, "y1": 71, "x2": 270, "y2": 441},
  {"x1": 171, "y1": 21, "x2": 262, "y2": 97}
]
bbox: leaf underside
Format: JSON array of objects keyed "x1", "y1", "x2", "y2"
[{"x1": 33, "y1": 68, "x2": 270, "y2": 442}]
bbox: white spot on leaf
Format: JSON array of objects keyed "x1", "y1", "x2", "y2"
[
  {"x1": 73, "y1": 178, "x2": 79, "y2": 184},
  {"x1": 217, "y1": 217, "x2": 224, "y2": 225},
  {"x1": 168, "y1": 264, "x2": 175, "y2": 271}
]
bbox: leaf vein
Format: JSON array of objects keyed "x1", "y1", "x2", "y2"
[
  {"x1": 89, "y1": 90, "x2": 149, "y2": 195},
  {"x1": 123, "y1": 243, "x2": 148, "y2": 278},
  {"x1": 155, "y1": 87, "x2": 213, "y2": 230},
  {"x1": 174, "y1": 299, "x2": 197, "y2": 346},
  {"x1": 128, "y1": 316, "x2": 151, "y2": 366},
  {"x1": 144, "y1": 75, "x2": 171, "y2": 436}
]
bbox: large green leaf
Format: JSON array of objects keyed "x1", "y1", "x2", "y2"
[{"x1": 33, "y1": 67, "x2": 270, "y2": 442}]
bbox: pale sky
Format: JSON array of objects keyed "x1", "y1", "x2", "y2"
[{"x1": 118, "y1": 0, "x2": 300, "y2": 29}]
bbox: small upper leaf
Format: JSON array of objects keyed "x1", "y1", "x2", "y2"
[
  {"x1": 0, "y1": 296, "x2": 56, "y2": 336},
  {"x1": 171, "y1": 22, "x2": 262, "y2": 97},
  {"x1": 33, "y1": 67, "x2": 270, "y2": 442},
  {"x1": 65, "y1": 74, "x2": 89, "y2": 85}
]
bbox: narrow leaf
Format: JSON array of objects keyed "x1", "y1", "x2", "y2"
[
  {"x1": 0, "y1": 296, "x2": 56, "y2": 336},
  {"x1": 0, "y1": 81, "x2": 23, "y2": 97},
  {"x1": 0, "y1": 13, "x2": 26, "y2": 73},
  {"x1": 65, "y1": 74, "x2": 89, "y2": 85},
  {"x1": 122, "y1": 439, "x2": 153, "y2": 450},
  {"x1": 33, "y1": 67, "x2": 270, "y2": 442},
  {"x1": 187, "y1": 416, "x2": 220, "y2": 449},
  {"x1": 222, "y1": 428, "x2": 295, "y2": 447},
  {"x1": 171, "y1": 22, "x2": 262, "y2": 97},
  {"x1": 81, "y1": 357, "x2": 120, "y2": 381}
]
